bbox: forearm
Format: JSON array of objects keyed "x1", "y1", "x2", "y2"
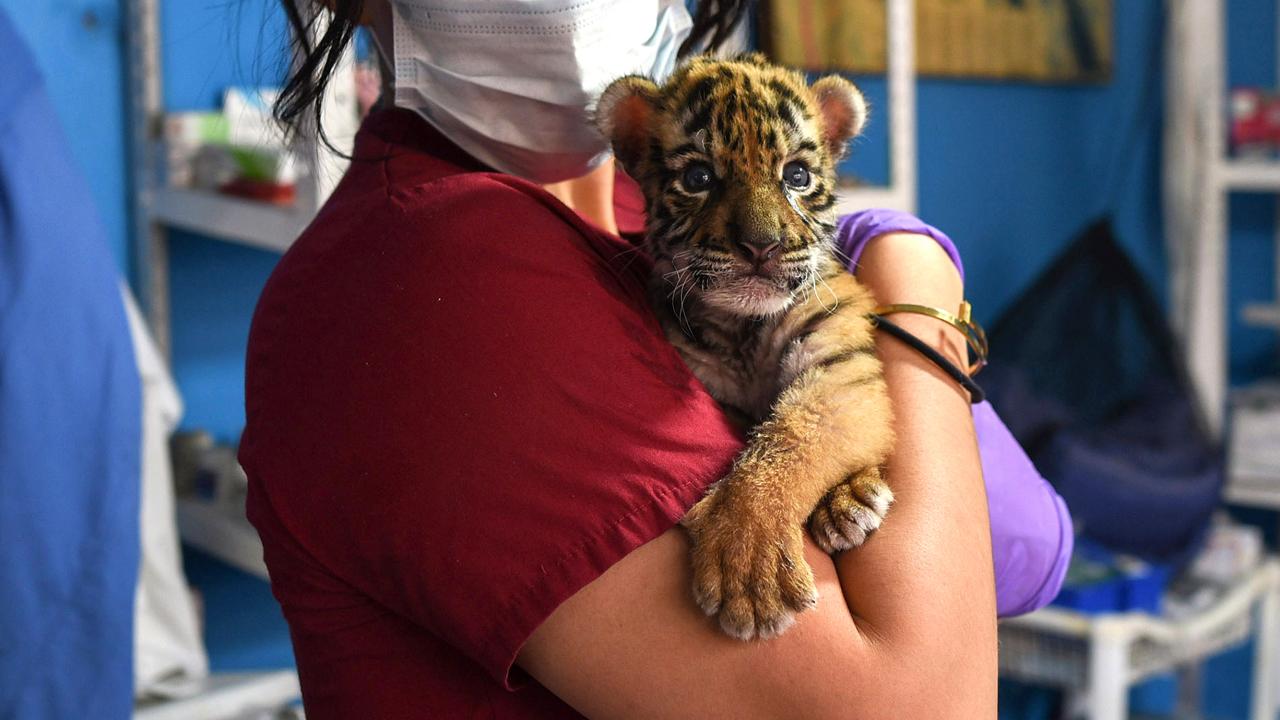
[{"x1": 837, "y1": 232, "x2": 998, "y2": 715}]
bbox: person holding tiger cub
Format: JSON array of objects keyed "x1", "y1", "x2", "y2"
[{"x1": 241, "y1": 0, "x2": 1072, "y2": 717}]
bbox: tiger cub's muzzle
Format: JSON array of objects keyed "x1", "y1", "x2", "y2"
[{"x1": 687, "y1": 234, "x2": 828, "y2": 318}]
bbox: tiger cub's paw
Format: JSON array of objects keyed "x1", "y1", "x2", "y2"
[
  {"x1": 681, "y1": 490, "x2": 818, "y2": 641},
  {"x1": 807, "y1": 467, "x2": 893, "y2": 554}
]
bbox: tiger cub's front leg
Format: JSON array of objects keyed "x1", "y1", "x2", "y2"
[{"x1": 682, "y1": 273, "x2": 895, "y2": 639}]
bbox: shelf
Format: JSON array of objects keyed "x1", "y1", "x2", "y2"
[
  {"x1": 1219, "y1": 159, "x2": 1280, "y2": 192},
  {"x1": 1228, "y1": 382, "x2": 1280, "y2": 511},
  {"x1": 176, "y1": 497, "x2": 268, "y2": 580},
  {"x1": 134, "y1": 670, "x2": 300, "y2": 720},
  {"x1": 1225, "y1": 476, "x2": 1280, "y2": 511},
  {"x1": 1243, "y1": 303, "x2": 1280, "y2": 329},
  {"x1": 150, "y1": 187, "x2": 307, "y2": 253}
]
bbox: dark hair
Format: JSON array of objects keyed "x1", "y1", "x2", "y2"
[
  {"x1": 678, "y1": 0, "x2": 751, "y2": 59},
  {"x1": 273, "y1": 0, "x2": 753, "y2": 144},
  {"x1": 275, "y1": 0, "x2": 365, "y2": 148}
]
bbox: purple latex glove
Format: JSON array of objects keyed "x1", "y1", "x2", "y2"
[{"x1": 836, "y1": 210, "x2": 1073, "y2": 617}]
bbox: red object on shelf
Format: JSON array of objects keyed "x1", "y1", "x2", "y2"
[
  {"x1": 218, "y1": 178, "x2": 297, "y2": 206},
  {"x1": 1231, "y1": 88, "x2": 1270, "y2": 150},
  {"x1": 1266, "y1": 94, "x2": 1280, "y2": 145}
]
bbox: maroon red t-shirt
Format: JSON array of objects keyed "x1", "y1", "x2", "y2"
[{"x1": 241, "y1": 109, "x2": 743, "y2": 718}]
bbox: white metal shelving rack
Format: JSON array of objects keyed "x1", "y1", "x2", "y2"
[
  {"x1": 148, "y1": 187, "x2": 311, "y2": 255},
  {"x1": 1157, "y1": 6, "x2": 1280, "y2": 716},
  {"x1": 1165, "y1": 0, "x2": 1280, "y2": 443}
]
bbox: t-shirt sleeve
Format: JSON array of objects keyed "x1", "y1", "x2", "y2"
[
  {"x1": 834, "y1": 209, "x2": 1072, "y2": 616},
  {"x1": 835, "y1": 208, "x2": 965, "y2": 282},
  {"x1": 241, "y1": 176, "x2": 742, "y2": 687}
]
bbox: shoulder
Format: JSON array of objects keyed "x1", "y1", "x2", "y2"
[
  {"x1": 835, "y1": 209, "x2": 965, "y2": 281},
  {"x1": 245, "y1": 164, "x2": 667, "y2": 429},
  {"x1": 305, "y1": 156, "x2": 640, "y2": 292}
]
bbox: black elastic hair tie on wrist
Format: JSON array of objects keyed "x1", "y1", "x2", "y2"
[{"x1": 869, "y1": 314, "x2": 985, "y2": 404}]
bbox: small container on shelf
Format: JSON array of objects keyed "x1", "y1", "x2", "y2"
[
  {"x1": 1227, "y1": 382, "x2": 1280, "y2": 509},
  {"x1": 1228, "y1": 87, "x2": 1269, "y2": 154},
  {"x1": 1230, "y1": 87, "x2": 1280, "y2": 157},
  {"x1": 1052, "y1": 554, "x2": 1125, "y2": 612},
  {"x1": 170, "y1": 430, "x2": 263, "y2": 579},
  {"x1": 161, "y1": 88, "x2": 300, "y2": 208},
  {"x1": 1117, "y1": 559, "x2": 1170, "y2": 614},
  {"x1": 1051, "y1": 548, "x2": 1172, "y2": 615}
]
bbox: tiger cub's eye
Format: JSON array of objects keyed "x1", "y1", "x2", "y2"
[
  {"x1": 782, "y1": 161, "x2": 811, "y2": 189},
  {"x1": 682, "y1": 162, "x2": 715, "y2": 192}
]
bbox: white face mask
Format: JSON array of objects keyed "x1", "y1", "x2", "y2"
[{"x1": 387, "y1": 0, "x2": 693, "y2": 184}]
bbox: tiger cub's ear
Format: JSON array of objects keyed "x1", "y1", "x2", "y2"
[
  {"x1": 596, "y1": 76, "x2": 661, "y2": 175},
  {"x1": 810, "y1": 75, "x2": 868, "y2": 161}
]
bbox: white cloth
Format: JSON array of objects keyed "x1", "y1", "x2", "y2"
[{"x1": 122, "y1": 287, "x2": 209, "y2": 698}]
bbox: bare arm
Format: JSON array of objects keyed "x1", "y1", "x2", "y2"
[
  {"x1": 518, "y1": 232, "x2": 996, "y2": 719},
  {"x1": 835, "y1": 231, "x2": 997, "y2": 713}
]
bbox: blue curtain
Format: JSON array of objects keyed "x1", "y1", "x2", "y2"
[{"x1": 0, "y1": 10, "x2": 140, "y2": 719}]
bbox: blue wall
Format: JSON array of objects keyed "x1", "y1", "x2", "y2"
[
  {"x1": 1225, "y1": 1, "x2": 1280, "y2": 382},
  {"x1": 8, "y1": 0, "x2": 1278, "y2": 440},
  {"x1": 160, "y1": 0, "x2": 287, "y2": 442},
  {"x1": 844, "y1": 3, "x2": 1167, "y2": 317},
  {"x1": 0, "y1": 0, "x2": 129, "y2": 272}
]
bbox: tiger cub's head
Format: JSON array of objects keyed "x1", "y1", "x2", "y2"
[{"x1": 597, "y1": 54, "x2": 866, "y2": 318}]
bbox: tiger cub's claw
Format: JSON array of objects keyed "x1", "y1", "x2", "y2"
[{"x1": 808, "y1": 467, "x2": 893, "y2": 555}]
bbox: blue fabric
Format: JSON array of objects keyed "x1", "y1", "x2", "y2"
[
  {"x1": 0, "y1": 11, "x2": 141, "y2": 719},
  {"x1": 983, "y1": 220, "x2": 1223, "y2": 564}
]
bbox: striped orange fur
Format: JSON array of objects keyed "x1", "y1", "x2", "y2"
[{"x1": 598, "y1": 54, "x2": 894, "y2": 640}]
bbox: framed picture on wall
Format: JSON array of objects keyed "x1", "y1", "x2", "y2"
[{"x1": 761, "y1": 0, "x2": 1112, "y2": 84}]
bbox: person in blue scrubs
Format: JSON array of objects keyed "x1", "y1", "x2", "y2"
[{"x1": 0, "y1": 9, "x2": 141, "y2": 719}]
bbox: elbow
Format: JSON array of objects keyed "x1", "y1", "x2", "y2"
[
  {"x1": 763, "y1": 638, "x2": 997, "y2": 720},
  {"x1": 788, "y1": 668, "x2": 991, "y2": 720}
]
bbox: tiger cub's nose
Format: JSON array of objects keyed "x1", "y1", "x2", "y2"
[{"x1": 735, "y1": 238, "x2": 781, "y2": 264}]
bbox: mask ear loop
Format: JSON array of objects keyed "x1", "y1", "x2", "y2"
[{"x1": 367, "y1": 24, "x2": 393, "y2": 77}]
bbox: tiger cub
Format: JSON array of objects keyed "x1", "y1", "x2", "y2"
[{"x1": 596, "y1": 54, "x2": 894, "y2": 640}]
